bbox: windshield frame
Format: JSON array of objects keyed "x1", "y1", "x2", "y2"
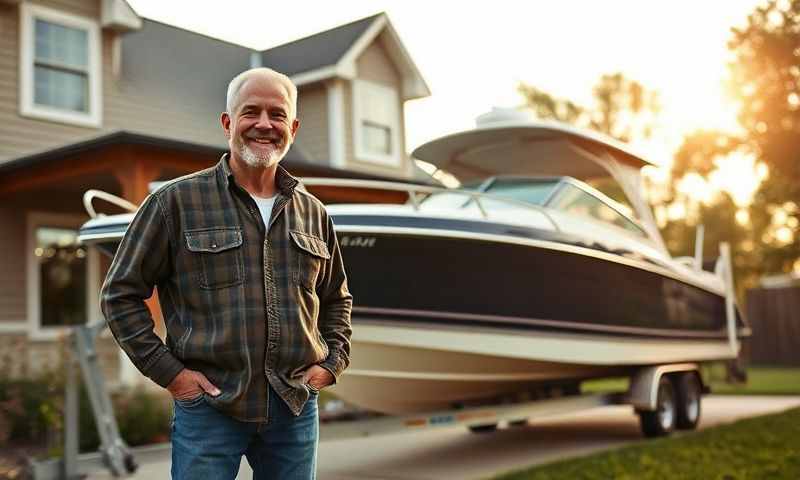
[{"x1": 544, "y1": 177, "x2": 648, "y2": 237}]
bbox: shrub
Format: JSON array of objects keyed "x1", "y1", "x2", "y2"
[{"x1": 0, "y1": 372, "x2": 172, "y2": 453}]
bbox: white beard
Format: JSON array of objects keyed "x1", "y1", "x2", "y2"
[{"x1": 235, "y1": 136, "x2": 289, "y2": 168}]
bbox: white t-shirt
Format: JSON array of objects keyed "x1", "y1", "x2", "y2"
[{"x1": 249, "y1": 193, "x2": 277, "y2": 228}]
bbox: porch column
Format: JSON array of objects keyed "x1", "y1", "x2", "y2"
[{"x1": 113, "y1": 160, "x2": 167, "y2": 388}]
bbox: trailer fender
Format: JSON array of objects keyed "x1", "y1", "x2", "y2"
[{"x1": 628, "y1": 363, "x2": 702, "y2": 411}]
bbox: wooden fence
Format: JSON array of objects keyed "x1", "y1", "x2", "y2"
[{"x1": 745, "y1": 286, "x2": 800, "y2": 366}]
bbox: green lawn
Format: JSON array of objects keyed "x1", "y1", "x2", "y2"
[
  {"x1": 582, "y1": 365, "x2": 800, "y2": 396},
  {"x1": 491, "y1": 407, "x2": 800, "y2": 480}
]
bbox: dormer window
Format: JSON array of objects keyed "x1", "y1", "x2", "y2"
[
  {"x1": 363, "y1": 120, "x2": 391, "y2": 155},
  {"x1": 20, "y1": 4, "x2": 102, "y2": 127},
  {"x1": 353, "y1": 79, "x2": 401, "y2": 166}
]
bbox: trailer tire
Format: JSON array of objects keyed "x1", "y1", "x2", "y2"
[
  {"x1": 638, "y1": 376, "x2": 677, "y2": 437},
  {"x1": 675, "y1": 372, "x2": 702, "y2": 430},
  {"x1": 468, "y1": 423, "x2": 498, "y2": 433}
]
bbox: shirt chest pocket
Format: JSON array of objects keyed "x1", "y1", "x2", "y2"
[
  {"x1": 185, "y1": 227, "x2": 244, "y2": 290},
  {"x1": 289, "y1": 231, "x2": 330, "y2": 291}
]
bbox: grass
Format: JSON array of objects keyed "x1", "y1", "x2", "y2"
[
  {"x1": 491, "y1": 406, "x2": 800, "y2": 480},
  {"x1": 582, "y1": 365, "x2": 800, "y2": 396}
]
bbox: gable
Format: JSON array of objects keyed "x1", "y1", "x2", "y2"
[{"x1": 356, "y1": 35, "x2": 401, "y2": 88}]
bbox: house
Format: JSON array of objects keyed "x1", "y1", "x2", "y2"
[{"x1": 0, "y1": 0, "x2": 430, "y2": 383}]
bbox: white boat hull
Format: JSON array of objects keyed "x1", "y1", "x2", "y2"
[{"x1": 330, "y1": 321, "x2": 738, "y2": 414}]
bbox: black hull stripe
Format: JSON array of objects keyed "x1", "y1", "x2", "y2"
[{"x1": 352, "y1": 306, "x2": 751, "y2": 340}]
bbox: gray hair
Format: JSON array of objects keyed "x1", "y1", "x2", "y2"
[{"x1": 225, "y1": 67, "x2": 297, "y2": 115}]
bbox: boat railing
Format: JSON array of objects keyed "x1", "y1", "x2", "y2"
[
  {"x1": 299, "y1": 177, "x2": 562, "y2": 232},
  {"x1": 81, "y1": 179, "x2": 562, "y2": 231},
  {"x1": 83, "y1": 189, "x2": 138, "y2": 219}
]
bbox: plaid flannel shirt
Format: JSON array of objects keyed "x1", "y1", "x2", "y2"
[{"x1": 100, "y1": 155, "x2": 353, "y2": 421}]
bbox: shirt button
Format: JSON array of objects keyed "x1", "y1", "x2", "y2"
[{"x1": 269, "y1": 343, "x2": 277, "y2": 350}]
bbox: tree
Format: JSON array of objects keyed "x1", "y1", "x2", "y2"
[
  {"x1": 728, "y1": 0, "x2": 800, "y2": 274},
  {"x1": 518, "y1": 73, "x2": 659, "y2": 143},
  {"x1": 667, "y1": 131, "x2": 761, "y2": 293}
]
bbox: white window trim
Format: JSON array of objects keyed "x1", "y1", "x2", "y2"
[
  {"x1": 326, "y1": 80, "x2": 346, "y2": 169},
  {"x1": 19, "y1": 3, "x2": 103, "y2": 128},
  {"x1": 26, "y1": 212, "x2": 101, "y2": 341},
  {"x1": 352, "y1": 79, "x2": 402, "y2": 167}
]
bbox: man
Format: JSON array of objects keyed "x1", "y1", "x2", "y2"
[{"x1": 100, "y1": 68, "x2": 353, "y2": 479}]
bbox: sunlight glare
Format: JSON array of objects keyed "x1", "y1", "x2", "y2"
[
  {"x1": 677, "y1": 173, "x2": 714, "y2": 205},
  {"x1": 708, "y1": 152, "x2": 764, "y2": 207},
  {"x1": 735, "y1": 209, "x2": 751, "y2": 226}
]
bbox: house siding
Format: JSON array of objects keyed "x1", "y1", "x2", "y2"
[
  {"x1": 0, "y1": 208, "x2": 26, "y2": 324},
  {"x1": 356, "y1": 38, "x2": 401, "y2": 88},
  {"x1": 0, "y1": 2, "x2": 106, "y2": 162},
  {"x1": 0, "y1": 9, "x2": 250, "y2": 165},
  {"x1": 347, "y1": 38, "x2": 411, "y2": 179},
  {"x1": 294, "y1": 83, "x2": 329, "y2": 165}
]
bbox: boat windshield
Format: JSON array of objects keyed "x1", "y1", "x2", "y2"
[
  {"x1": 482, "y1": 178, "x2": 559, "y2": 205},
  {"x1": 420, "y1": 178, "x2": 559, "y2": 209}
]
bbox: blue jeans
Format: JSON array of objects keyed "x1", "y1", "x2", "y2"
[{"x1": 171, "y1": 385, "x2": 319, "y2": 480}]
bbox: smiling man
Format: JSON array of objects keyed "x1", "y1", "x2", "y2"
[{"x1": 100, "y1": 68, "x2": 353, "y2": 479}]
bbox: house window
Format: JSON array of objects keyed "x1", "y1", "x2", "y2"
[
  {"x1": 35, "y1": 227, "x2": 87, "y2": 327},
  {"x1": 27, "y1": 213, "x2": 101, "y2": 340},
  {"x1": 353, "y1": 80, "x2": 401, "y2": 166},
  {"x1": 362, "y1": 121, "x2": 392, "y2": 155},
  {"x1": 20, "y1": 4, "x2": 102, "y2": 127}
]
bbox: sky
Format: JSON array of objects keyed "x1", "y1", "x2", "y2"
[{"x1": 126, "y1": 0, "x2": 764, "y2": 197}]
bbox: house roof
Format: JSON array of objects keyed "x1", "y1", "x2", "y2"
[
  {"x1": 260, "y1": 14, "x2": 381, "y2": 77},
  {"x1": 128, "y1": 12, "x2": 430, "y2": 100},
  {"x1": 264, "y1": 13, "x2": 430, "y2": 100}
]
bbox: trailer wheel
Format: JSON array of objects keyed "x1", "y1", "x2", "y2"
[
  {"x1": 468, "y1": 423, "x2": 498, "y2": 433},
  {"x1": 638, "y1": 376, "x2": 676, "y2": 437},
  {"x1": 675, "y1": 372, "x2": 702, "y2": 430}
]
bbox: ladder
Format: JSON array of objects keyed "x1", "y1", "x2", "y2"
[{"x1": 53, "y1": 323, "x2": 138, "y2": 479}]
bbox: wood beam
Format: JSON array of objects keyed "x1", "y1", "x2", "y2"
[
  {"x1": 0, "y1": 153, "x2": 116, "y2": 197},
  {"x1": 113, "y1": 159, "x2": 162, "y2": 204}
]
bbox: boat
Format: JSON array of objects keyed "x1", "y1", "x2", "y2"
[{"x1": 79, "y1": 109, "x2": 750, "y2": 415}]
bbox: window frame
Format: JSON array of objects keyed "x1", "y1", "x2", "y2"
[
  {"x1": 352, "y1": 79, "x2": 402, "y2": 167},
  {"x1": 19, "y1": 3, "x2": 103, "y2": 128},
  {"x1": 26, "y1": 212, "x2": 101, "y2": 341}
]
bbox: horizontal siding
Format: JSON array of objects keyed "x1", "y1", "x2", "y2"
[
  {"x1": 0, "y1": 208, "x2": 26, "y2": 323},
  {"x1": 0, "y1": 3, "x2": 108, "y2": 161},
  {"x1": 356, "y1": 38, "x2": 401, "y2": 89},
  {"x1": 294, "y1": 83, "x2": 329, "y2": 165},
  {"x1": 0, "y1": 13, "x2": 244, "y2": 164}
]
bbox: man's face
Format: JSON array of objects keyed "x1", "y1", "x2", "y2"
[{"x1": 222, "y1": 76, "x2": 299, "y2": 169}]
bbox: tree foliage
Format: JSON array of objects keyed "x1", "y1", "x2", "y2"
[
  {"x1": 727, "y1": 0, "x2": 800, "y2": 274},
  {"x1": 517, "y1": 73, "x2": 659, "y2": 143}
]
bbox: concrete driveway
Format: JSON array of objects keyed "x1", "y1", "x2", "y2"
[{"x1": 85, "y1": 395, "x2": 800, "y2": 480}]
